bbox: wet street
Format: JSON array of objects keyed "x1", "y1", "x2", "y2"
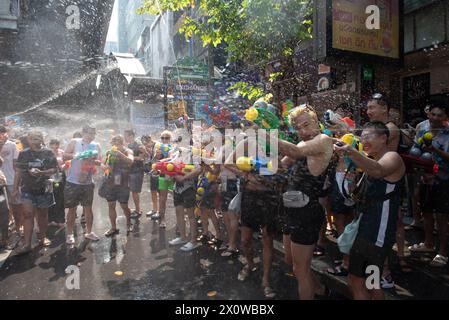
[{"x1": 0, "y1": 179, "x2": 299, "y2": 300}]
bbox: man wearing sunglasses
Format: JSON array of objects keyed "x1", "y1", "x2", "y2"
[
  {"x1": 151, "y1": 131, "x2": 174, "y2": 228},
  {"x1": 367, "y1": 93, "x2": 400, "y2": 152}
]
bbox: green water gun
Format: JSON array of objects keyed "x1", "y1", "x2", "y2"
[{"x1": 245, "y1": 107, "x2": 280, "y2": 130}]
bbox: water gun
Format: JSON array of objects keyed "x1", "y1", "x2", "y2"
[
  {"x1": 245, "y1": 107, "x2": 279, "y2": 130},
  {"x1": 281, "y1": 100, "x2": 294, "y2": 122},
  {"x1": 236, "y1": 156, "x2": 274, "y2": 174},
  {"x1": 319, "y1": 122, "x2": 333, "y2": 137},
  {"x1": 202, "y1": 105, "x2": 238, "y2": 126},
  {"x1": 152, "y1": 161, "x2": 195, "y2": 177},
  {"x1": 74, "y1": 149, "x2": 99, "y2": 160},
  {"x1": 62, "y1": 160, "x2": 71, "y2": 170},
  {"x1": 104, "y1": 146, "x2": 119, "y2": 175},
  {"x1": 156, "y1": 143, "x2": 172, "y2": 158},
  {"x1": 196, "y1": 171, "x2": 217, "y2": 201},
  {"x1": 340, "y1": 133, "x2": 364, "y2": 170},
  {"x1": 191, "y1": 146, "x2": 214, "y2": 158},
  {"x1": 409, "y1": 131, "x2": 434, "y2": 160},
  {"x1": 403, "y1": 131, "x2": 438, "y2": 174}
]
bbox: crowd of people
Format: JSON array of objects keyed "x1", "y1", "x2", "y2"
[{"x1": 0, "y1": 91, "x2": 448, "y2": 300}]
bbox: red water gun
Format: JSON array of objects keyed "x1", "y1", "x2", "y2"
[{"x1": 152, "y1": 162, "x2": 195, "y2": 177}]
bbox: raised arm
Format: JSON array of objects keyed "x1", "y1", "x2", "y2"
[{"x1": 278, "y1": 134, "x2": 333, "y2": 160}]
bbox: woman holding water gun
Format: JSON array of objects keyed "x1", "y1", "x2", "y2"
[
  {"x1": 150, "y1": 130, "x2": 175, "y2": 228},
  {"x1": 141, "y1": 135, "x2": 160, "y2": 218}
]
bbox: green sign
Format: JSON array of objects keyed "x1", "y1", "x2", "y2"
[
  {"x1": 168, "y1": 57, "x2": 209, "y2": 81},
  {"x1": 363, "y1": 67, "x2": 374, "y2": 82}
]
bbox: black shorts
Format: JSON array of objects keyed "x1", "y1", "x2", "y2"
[
  {"x1": 348, "y1": 236, "x2": 389, "y2": 278},
  {"x1": 286, "y1": 202, "x2": 325, "y2": 245},
  {"x1": 149, "y1": 175, "x2": 159, "y2": 192},
  {"x1": 129, "y1": 170, "x2": 144, "y2": 193},
  {"x1": 241, "y1": 190, "x2": 278, "y2": 234},
  {"x1": 419, "y1": 179, "x2": 449, "y2": 214},
  {"x1": 64, "y1": 182, "x2": 94, "y2": 208},
  {"x1": 220, "y1": 179, "x2": 238, "y2": 212},
  {"x1": 174, "y1": 187, "x2": 196, "y2": 209},
  {"x1": 104, "y1": 184, "x2": 130, "y2": 204},
  {"x1": 330, "y1": 178, "x2": 355, "y2": 215}
]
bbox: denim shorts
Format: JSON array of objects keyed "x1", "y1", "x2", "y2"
[
  {"x1": 21, "y1": 192, "x2": 55, "y2": 209},
  {"x1": 129, "y1": 171, "x2": 144, "y2": 193}
]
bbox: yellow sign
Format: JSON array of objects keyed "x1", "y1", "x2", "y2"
[
  {"x1": 167, "y1": 101, "x2": 187, "y2": 120},
  {"x1": 332, "y1": 0, "x2": 399, "y2": 58}
]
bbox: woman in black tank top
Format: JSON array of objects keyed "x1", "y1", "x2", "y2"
[{"x1": 277, "y1": 105, "x2": 334, "y2": 300}]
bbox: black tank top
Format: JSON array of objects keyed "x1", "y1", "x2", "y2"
[{"x1": 287, "y1": 157, "x2": 331, "y2": 200}]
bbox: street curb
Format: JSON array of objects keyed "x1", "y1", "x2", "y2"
[{"x1": 272, "y1": 239, "x2": 410, "y2": 300}]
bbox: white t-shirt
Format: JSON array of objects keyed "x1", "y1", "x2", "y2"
[{"x1": 0, "y1": 140, "x2": 19, "y2": 186}]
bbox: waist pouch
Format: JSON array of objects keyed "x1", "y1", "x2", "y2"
[{"x1": 283, "y1": 190, "x2": 310, "y2": 208}]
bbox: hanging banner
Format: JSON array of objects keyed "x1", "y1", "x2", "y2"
[{"x1": 332, "y1": 0, "x2": 400, "y2": 59}]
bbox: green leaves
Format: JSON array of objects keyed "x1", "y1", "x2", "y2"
[
  {"x1": 139, "y1": 0, "x2": 314, "y2": 98},
  {"x1": 139, "y1": 0, "x2": 312, "y2": 64}
]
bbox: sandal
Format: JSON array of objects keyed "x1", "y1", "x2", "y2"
[
  {"x1": 159, "y1": 221, "x2": 166, "y2": 229},
  {"x1": 39, "y1": 238, "x2": 52, "y2": 247},
  {"x1": 430, "y1": 254, "x2": 448, "y2": 267},
  {"x1": 327, "y1": 265, "x2": 348, "y2": 276},
  {"x1": 408, "y1": 242, "x2": 435, "y2": 253},
  {"x1": 238, "y1": 265, "x2": 257, "y2": 282},
  {"x1": 14, "y1": 246, "x2": 32, "y2": 256},
  {"x1": 263, "y1": 286, "x2": 276, "y2": 299},
  {"x1": 313, "y1": 245, "x2": 326, "y2": 257},
  {"x1": 221, "y1": 248, "x2": 239, "y2": 257},
  {"x1": 104, "y1": 229, "x2": 119, "y2": 237}
]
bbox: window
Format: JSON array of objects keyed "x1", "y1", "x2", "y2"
[
  {"x1": 404, "y1": 1, "x2": 448, "y2": 53},
  {"x1": 404, "y1": 15, "x2": 415, "y2": 53},
  {"x1": 415, "y1": 2, "x2": 445, "y2": 49},
  {"x1": 1, "y1": 0, "x2": 19, "y2": 30}
]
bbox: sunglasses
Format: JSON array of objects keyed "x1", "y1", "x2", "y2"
[
  {"x1": 371, "y1": 93, "x2": 389, "y2": 106},
  {"x1": 161, "y1": 136, "x2": 170, "y2": 140}
]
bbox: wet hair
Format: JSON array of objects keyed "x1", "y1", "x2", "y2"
[
  {"x1": 369, "y1": 92, "x2": 391, "y2": 112},
  {"x1": 28, "y1": 130, "x2": 44, "y2": 139},
  {"x1": 73, "y1": 131, "x2": 82, "y2": 138},
  {"x1": 428, "y1": 96, "x2": 449, "y2": 115},
  {"x1": 111, "y1": 134, "x2": 124, "y2": 145},
  {"x1": 288, "y1": 104, "x2": 318, "y2": 124},
  {"x1": 0, "y1": 126, "x2": 7, "y2": 133},
  {"x1": 82, "y1": 125, "x2": 96, "y2": 133},
  {"x1": 160, "y1": 130, "x2": 173, "y2": 138},
  {"x1": 141, "y1": 135, "x2": 152, "y2": 143},
  {"x1": 363, "y1": 121, "x2": 390, "y2": 139},
  {"x1": 49, "y1": 138, "x2": 60, "y2": 146},
  {"x1": 124, "y1": 129, "x2": 136, "y2": 136}
]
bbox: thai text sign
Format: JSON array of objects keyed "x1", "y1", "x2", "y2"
[{"x1": 332, "y1": 0, "x2": 400, "y2": 58}]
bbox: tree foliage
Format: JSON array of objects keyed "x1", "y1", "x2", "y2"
[{"x1": 138, "y1": 0, "x2": 313, "y2": 101}]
